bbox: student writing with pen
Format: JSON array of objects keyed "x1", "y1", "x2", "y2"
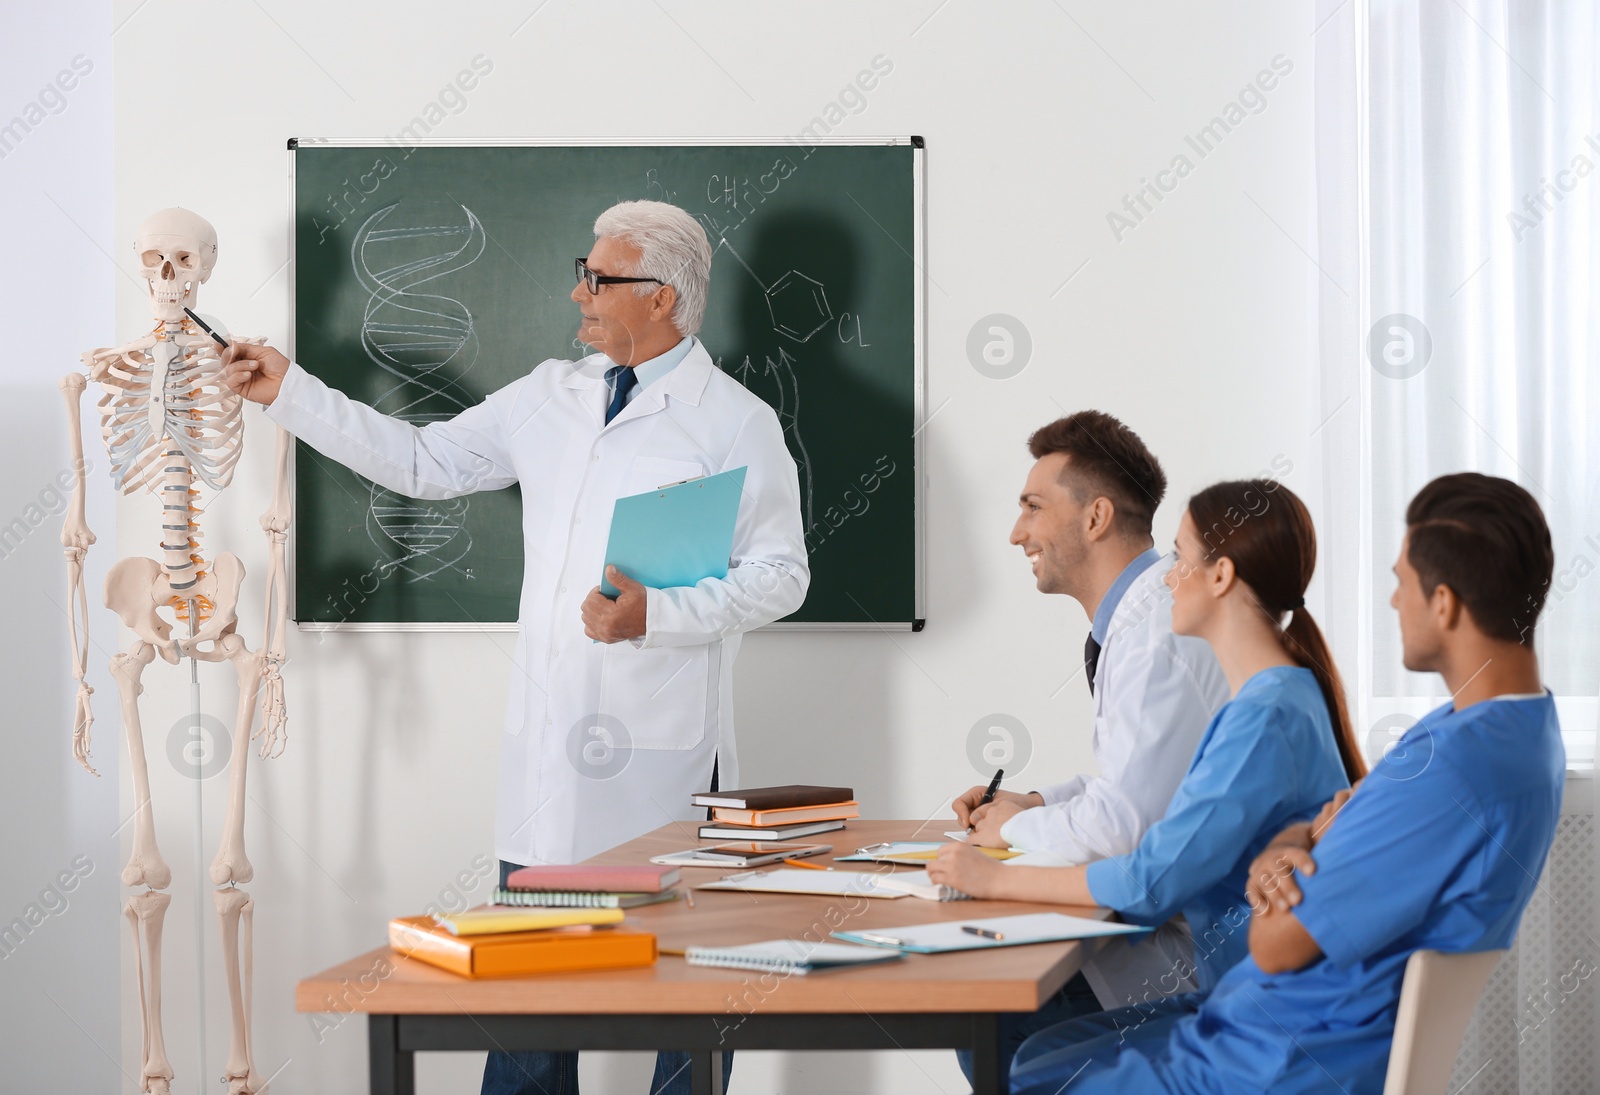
[
  {"x1": 968, "y1": 768, "x2": 1003, "y2": 829},
  {"x1": 933, "y1": 479, "x2": 1360, "y2": 1091},
  {"x1": 942, "y1": 413, "x2": 1230, "y2": 1084}
]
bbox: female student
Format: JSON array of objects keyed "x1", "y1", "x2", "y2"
[{"x1": 931, "y1": 479, "x2": 1364, "y2": 1084}]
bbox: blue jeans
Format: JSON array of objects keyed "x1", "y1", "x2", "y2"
[
  {"x1": 956, "y1": 972, "x2": 1103, "y2": 1093},
  {"x1": 480, "y1": 860, "x2": 734, "y2": 1095}
]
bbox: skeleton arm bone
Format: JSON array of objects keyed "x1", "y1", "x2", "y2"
[
  {"x1": 60, "y1": 372, "x2": 99, "y2": 775},
  {"x1": 256, "y1": 426, "x2": 291, "y2": 759}
]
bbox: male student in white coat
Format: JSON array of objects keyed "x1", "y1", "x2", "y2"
[
  {"x1": 949, "y1": 411, "x2": 1229, "y2": 1078},
  {"x1": 224, "y1": 200, "x2": 807, "y2": 1095}
]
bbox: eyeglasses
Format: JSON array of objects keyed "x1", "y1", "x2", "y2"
[{"x1": 574, "y1": 257, "x2": 664, "y2": 295}]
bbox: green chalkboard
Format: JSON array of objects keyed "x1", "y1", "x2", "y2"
[{"x1": 291, "y1": 140, "x2": 923, "y2": 628}]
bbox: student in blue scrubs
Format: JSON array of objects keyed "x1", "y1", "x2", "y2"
[
  {"x1": 932, "y1": 479, "x2": 1364, "y2": 1086},
  {"x1": 1008, "y1": 472, "x2": 1565, "y2": 1095}
]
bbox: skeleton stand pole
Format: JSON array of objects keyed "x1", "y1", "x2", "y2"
[{"x1": 188, "y1": 599, "x2": 208, "y2": 1090}]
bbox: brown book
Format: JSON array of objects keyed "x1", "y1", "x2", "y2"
[
  {"x1": 388, "y1": 916, "x2": 656, "y2": 978},
  {"x1": 690, "y1": 784, "x2": 854, "y2": 810}
]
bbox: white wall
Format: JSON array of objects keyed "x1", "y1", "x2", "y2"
[
  {"x1": 0, "y1": 2, "x2": 122, "y2": 1090},
  {"x1": 94, "y1": 2, "x2": 1317, "y2": 1091}
]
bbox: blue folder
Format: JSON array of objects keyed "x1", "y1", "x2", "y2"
[{"x1": 600, "y1": 466, "x2": 748, "y2": 597}]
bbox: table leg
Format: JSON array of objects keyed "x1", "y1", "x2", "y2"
[
  {"x1": 690, "y1": 1049, "x2": 725, "y2": 1095},
  {"x1": 368, "y1": 1014, "x2": 415, "y2": 1095},
  {"x1": 970, "y1": 1014, "x2": 1004, "y2": 1095}
]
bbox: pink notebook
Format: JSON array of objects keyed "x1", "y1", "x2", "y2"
[{"x1": 505, "y1": 864, "x2": 681, "y2": 894}]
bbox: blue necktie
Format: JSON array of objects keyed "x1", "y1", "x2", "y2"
[{"x1": 604, "y1": 365, "x2": 638, "y2": 425}]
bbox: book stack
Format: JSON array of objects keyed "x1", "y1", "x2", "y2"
[
  {"x1": 693, "y1": 784, "x2": 859, "y2": 841},
  {"x1": 389, "y1": 906, "x2": 657, "y2": 978},
  {"x1": 495, "y1": 864, "x2": 684, "y2": 910}
]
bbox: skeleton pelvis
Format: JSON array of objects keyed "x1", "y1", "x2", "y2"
[{"x1": 106, "y1": 553, "x2": 245, "y2": 664}]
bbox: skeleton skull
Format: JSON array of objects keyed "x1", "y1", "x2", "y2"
[{"x1": 134, "y1": 208, "x2": 218, "y2": 323}]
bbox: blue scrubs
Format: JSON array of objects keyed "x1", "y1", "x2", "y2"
[
  {"x1": 1085, "y1": 665, "x2": 1350, "y2": 993},
  {"x1": 1012, "y1": 691, "x2": 1565, "y2": 1095}
]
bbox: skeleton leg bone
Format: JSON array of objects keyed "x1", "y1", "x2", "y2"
[
  {"x1": 212, "y1": 632, "x2": 266, "y2": 1091},
  {"x1": 215, "y1": 887, "x2": 263, "y2": 1095},
  {"x1": 126, "y1": 890, "x2": 175, "y2": 1095},
  {"x1": 209, "y1": 632, "x2": 261, "y2": 888},
  {"x1": 111, "y1": 641, "x2": 170, "y2": 890}
]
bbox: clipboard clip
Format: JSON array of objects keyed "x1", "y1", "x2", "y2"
[
  {"x1": 657, "y1": 475, "x2": 706, "y2": 490},
  {"x1": 717, "y1": 869, "x2": 763, "y2": 882},
  {"x1": 856, "y1": 843, "x2": 897, "y2": 855}
]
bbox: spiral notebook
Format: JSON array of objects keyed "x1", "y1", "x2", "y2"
[
  {"x1": 492, "y1": 888, "x2": 680, "y2": 910},
  {"x1": 685, "y1": 939, "x2": 902, "y2": 975}
]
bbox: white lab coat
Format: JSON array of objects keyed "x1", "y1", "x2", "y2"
[
  {"x1": 1001, "y1": 558, "x2": 1229, "y2": 859},
  {"x1": 999, "y1": 558, "x2": 1230, "y2": 1008},
  {"x1": 267, "y1": 340, "x2": 810, "y2": 865}
]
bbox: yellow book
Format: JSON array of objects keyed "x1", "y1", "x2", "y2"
[
  {"x1": 388, "y1": 916, "x2": 656, "y2": 978},
  {"x1": 435, "y1": 906, "x2": 625, "y2": 936}
]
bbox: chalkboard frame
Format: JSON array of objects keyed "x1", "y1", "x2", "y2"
[{"x1": 285, "y1": 136, "x2": 926, "y2": 632}]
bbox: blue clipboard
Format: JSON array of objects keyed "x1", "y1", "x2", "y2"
[{"x1": 600, "y1": 465, "x2": 748, "y2": 596}]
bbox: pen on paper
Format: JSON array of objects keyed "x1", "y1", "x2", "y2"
[{"x1": 961, "y1": 925, "x2": 1004, "y2": 940}]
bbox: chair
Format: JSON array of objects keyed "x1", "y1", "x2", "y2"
[{"x1": 1382, "y1": 948, "x2": 1506, "y2": 1095}]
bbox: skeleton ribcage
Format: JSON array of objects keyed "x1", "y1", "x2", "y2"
[{"x1": 98, "y1": 343, "x2": 244, "y2": 494}]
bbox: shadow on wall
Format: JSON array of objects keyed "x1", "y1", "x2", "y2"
[{"x1": 728, "y1": 210, "x2": 911, "y2": 627}]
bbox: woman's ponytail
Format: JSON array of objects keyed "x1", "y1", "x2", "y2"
[{"x1": 1187, "y1": 480, "x2": 1365, "y2": 783}]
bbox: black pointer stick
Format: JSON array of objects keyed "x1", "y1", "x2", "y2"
[{"x1": 182, "y1": 306, "x2": 230, "y2": 349}]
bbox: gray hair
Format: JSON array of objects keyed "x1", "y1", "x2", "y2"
[{"x1": 593, "y1": 201, "x2": 713, "y2": 336}]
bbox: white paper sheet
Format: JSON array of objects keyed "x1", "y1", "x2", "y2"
[
  {"x1": 695, "y1": 868, "x2": 907, "y2": 899},
  {"x1": 835, "y1": 911, "x2": 1149, "y2": 953}
]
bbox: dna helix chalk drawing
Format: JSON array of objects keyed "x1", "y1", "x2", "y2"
[{"x1": 349, "y1": 200, "x2": 487, "y2": 583}]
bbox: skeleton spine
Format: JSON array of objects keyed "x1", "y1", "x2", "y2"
[{"x1": 157, "y1": 335, "x2": 207, "y2": 600}]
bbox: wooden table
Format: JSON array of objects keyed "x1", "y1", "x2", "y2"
[{"x1": 296, "y1": 821, "x2": 1112, "y2": 1094}]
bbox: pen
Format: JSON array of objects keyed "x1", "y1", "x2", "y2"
[
  {"x1": 969, "y1": 768, "x2": 1005, "y2": 830},
  {"x1": 961, "y1": 925, "x2": 1005, "y2": 941},
  {"x1": 182, "y1": 307, "x2": 230, "y2": 349},
  {"x1": 783, "y1": 858, "x2": 831, "y2": 870}
]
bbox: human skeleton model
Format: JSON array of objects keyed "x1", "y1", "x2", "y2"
[{"x1": 61, "y1": 207, "x2": 291, "y2": 1095}]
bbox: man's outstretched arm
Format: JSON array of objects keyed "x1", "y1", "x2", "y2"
[{"x1": 223, "y1": 342, "x2": 517, "y2": 500}]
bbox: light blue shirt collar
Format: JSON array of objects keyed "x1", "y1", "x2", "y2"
[
  {"x1": 1091, "y1": 547, "x2": 1162, "y2": 644},
  {"x1": 607, "y1": 336, "x2": 694, "y2": 404}
]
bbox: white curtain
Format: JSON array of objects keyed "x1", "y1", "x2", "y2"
[
  {"x1": 1314, "y1": 1, "x2": 1600, "y2": 1090},
  {"x1": 1364, "y1": 0, "x2": 1600, "y2": 707}
]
